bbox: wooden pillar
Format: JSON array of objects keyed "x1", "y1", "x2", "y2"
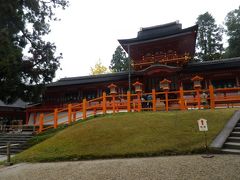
[
  {"x1": 82, "y1": 99, "x2": 87, "y2": 120},
  {"x1": 137, "y1": 92, "x2": 141, "y2": 112},
  {"x1": 93, "y1": 107, "x2": 97, "y2": 116},
  {"x1": 179, "y1": 86, "x2": 185, "y2": 110},
  {"x1": 54, "y1": 108, "x2": 58, "y2": 129},
  {"x1": 33, "y1": 112, "x2": 37, "y2": 125},
  {"x1": 112, "y1": 94, "x2": 116, "y2": 114},
  {"x1": 25, "y1": 110, "x2": 29, "y2": 125},
  {"x1": 68, "y1": 104, "x2": 72, "y2": 124},
  {"x1": 236, "y1": 76, "x2": 239, "y2": 87},
  {"x1": 165, "y1": 91, "x2": 169, "y2": 112},
  {"x1": 209, "y1": 85, "x2": 215, "y2": 109},
  {"x1": 102, "y1": 92, "x2": 106, "y2": 114},
  {"x1": 73, "y1": 111, "x2": 76, "y2": 122},
  {"x1": 39, "y1": 113, "x2": 44, "y2": 133},
  {"x1": 196, "y1": 89, "x2": 201, "y2": 109},
  {"x1": 152, "y1": 89, "x2": 156, "y2": 111},
  {"x1": 204, "y1": 80, "x2": 208, "y2": 89},
  {"x1": 127, "y1": 91, "x2": 131, "y2": 112}
]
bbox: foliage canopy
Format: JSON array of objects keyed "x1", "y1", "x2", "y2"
[
  {"x1": 90, "y1": 60, "x2": 108, "y2": 75},
  {"x1": 0, "y1": 0, "x2": 68, "y2": 103},
  {"x1": 109, "y1": 46, "x2": 129, "y2": 72},
  {"x1": 225, "y1": 6, "x2": 240, "y2": 58},
  {"x1": 195, "y1": 12, "x2": 224, "y2": 61}
]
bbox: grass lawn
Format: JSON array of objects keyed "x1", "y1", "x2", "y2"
[{"x1": 13, "y1": 108, "x2": 237, "y2": 162}]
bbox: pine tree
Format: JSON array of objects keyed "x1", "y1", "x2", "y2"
[
  {"x1": 109, "y1": 46, "x2": 129, "y2": 72},
  {"x1": 225, "y1": 6, "x2": 240, "y2": 58},
  {"x1": 196, "y1": 12, "x2": 224, "y2": 61}
]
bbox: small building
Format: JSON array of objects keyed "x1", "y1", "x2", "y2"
[
  {"x1": 0, "y1": 99, "x2": 28, "y2": 130},
  {"x1": 42, "y1": 21, "x2": 240, "y2": 106}
]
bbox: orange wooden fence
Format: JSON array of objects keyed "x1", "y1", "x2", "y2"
[{"x1": 28, "y1": 85, "x2": 240, "y2": 133}]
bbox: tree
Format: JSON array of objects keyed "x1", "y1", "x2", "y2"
[
  {"x1": 90, "y1": 60, "x2": 108, "y2": 75},
  {"x1": 109, "y1": 46, "x2": 129, "y2": 72},
  {"x1": 225, "y1": 6, "x2": 240, "y2": 58},
  {"x1": 195, "y1": 12, "x2": 224, "y2": 61},
  {"x1": 0, "y1": 0, "x2": 68, "y2": 103}
]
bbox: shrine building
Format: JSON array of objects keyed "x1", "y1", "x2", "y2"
[{"x1": 43, "y1": 21, "x2": 240, "y2": 106}]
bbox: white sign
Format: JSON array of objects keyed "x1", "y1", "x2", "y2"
[{"x1": 197, "y1": 118, "x2": 208, "y2": 131}]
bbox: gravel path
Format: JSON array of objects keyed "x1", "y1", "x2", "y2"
[{"x1": 0, "y1": 154, "x2": 240, "y2": 180}]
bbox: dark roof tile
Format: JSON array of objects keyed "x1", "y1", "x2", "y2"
[{"x1": 48, "y1": 57, "x2": 240, "y2": 87}]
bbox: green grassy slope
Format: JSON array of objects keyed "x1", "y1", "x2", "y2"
[{"x1": 14, "y1": 109, "x2": 237, "y2": 162}]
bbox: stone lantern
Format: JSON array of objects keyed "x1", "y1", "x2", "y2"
[
  {"x1": 191, "y1": 75, "x2": 203, "y2": 109},
  {"x1": 108, "y1": 83, "x2": 117, "y2": 113},
  {"x1": 191, "y1": 75, "x2": 203, "y2": 89},
  {"x1": 108, "y1": 83, "x2": 117, "y2": 95},
  {"x1": 160, "y1": 78, "x2": 171, "y2": 91},
  {"x1": 133, "y1": 81, "x2": 143, "y2": 112},
  {"x1": 133, "y1": 81, "x2": 143, "y2": 93},
  {"x1": 160, "y1": 78, "x2": 171, "y2": 112}
]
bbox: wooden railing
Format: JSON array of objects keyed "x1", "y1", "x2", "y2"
[{"x1": 29, "y1": 85, "x2": 240, "y2": 133}]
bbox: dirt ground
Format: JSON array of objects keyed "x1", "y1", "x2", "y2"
[{"x1": 0, "y1": 154, "x2": 240, "y2": 180}]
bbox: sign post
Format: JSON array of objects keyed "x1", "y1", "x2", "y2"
[{"x1": 197, "y1": 118, "x2": 214, "y2": 158}]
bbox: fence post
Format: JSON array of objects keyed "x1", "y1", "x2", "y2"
[
  {"x1": 68, "y1": 104, "x2": 72, "y2": 124},
  {"x1": 54, "y1": 108, "x2": 58, "y2": 129},
  {"x1": 33, "y1": 112, "x2": 37, "y2": 125},
  {"x1": 73, "y1": 111, "x2": 76, "y2": 122},
  {"x1": 5, "y1": 142, "x2": 12, "y2": 166},
  {"x1": 196, "y1": 89, "x2": 201, "y2": 109},
  {"x1": 25, "y1": 110, "x2": 29, "y2": 125},
  {"x1": 152, "y1": 89, "x2": 156, "y2": 111},
  {"x1": 82, "y1": 99, "x2": 87, "y2": 120},
  {"x1": 39, "y1": 113, "x2": 44, "y2": 133},
  {"x1": 137, "y1": 92, "x2": 141, "y2": 112},
  {"x1": 165, "y1": 91, "x2": 169, "y2": 112},
  {"x1": 93, "y1": 107, "x2": 97, "y2": 116},
  {"x1": 209, "y1": 85, "x2": 215, "y2": 109},
  {"x1": 179, "y1": 86, "x2": 185, "y2": 110},
  {"x1": 111, "y1": 95, "x2": 115, "y2": 114},
  {"x1": 127, "y1": 91, "x2": 131, "y2": 112},
  {"x1": 102, "y1": 92, "x2": 106, "y2": 114}
]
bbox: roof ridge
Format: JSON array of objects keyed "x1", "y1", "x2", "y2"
[
  {"x1": 189, "y1": 57, "x2": 240, "y2": 65},
  {"x1": 59, "y1": 71, "x2": 129, "y2": 81},
  {"x1": 140, "y1": 21, "x2": 180, "y2": 31}
]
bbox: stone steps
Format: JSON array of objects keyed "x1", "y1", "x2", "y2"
[
  {"x1": 230, "y1": 132, "x2": 240, "y2": 137},
  {"x1": 222, "y1": 119, "x2": 240, "y2": 154},
  {"x1": 233, "y1": 127, "x2": 240, "y2": 131},
  {"x1": 224, "y1": 142, "x2": 240, "y2": 149},
  {"x1": 221, "y1": 148, "x2": 240, "y2": 154},
  {"x1": 227, "y1": 137, "x2": 240, "y2": 142},
  {"x1": 0, "y1": 130, "x2": 34, "y2": 155}
]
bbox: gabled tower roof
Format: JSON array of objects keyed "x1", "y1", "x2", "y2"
[{"x1": 118, "y1": 21, "x2": 198, "y2": 64}]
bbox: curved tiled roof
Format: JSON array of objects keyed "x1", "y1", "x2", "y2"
[
  {"x1": 0, "y1": 99, "x2": 28, "y2": 108},
  {"x1": 48, "y1": 71, "x2": 134, "y2": 87},
  {"x1": 183, "y1": 57, "x2": 240, "y2": 73},
  {"x1": 118, "y1": 21, "x2": 198, "y2": 48},
  {"x1": 47, "y1": 57, "x2": 240, "y2": 87}
]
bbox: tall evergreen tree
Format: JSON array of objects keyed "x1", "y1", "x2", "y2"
[
  {"x1": 225, "y1": 6, "x2": 240, "y2": 58},
  {"x1": 0, "y1": 0, "x2": 68, "y2": 103},
  {"x1": 196, "y1": 12, "x2": 224, "y2": 61},
  {"x1": 109, "y1": 46, "x2": 129, "y2": 72}
]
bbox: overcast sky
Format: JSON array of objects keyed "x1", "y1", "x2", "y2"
[{"x1": 48, "y1": 0, "x2": 240, "y2": 80}]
